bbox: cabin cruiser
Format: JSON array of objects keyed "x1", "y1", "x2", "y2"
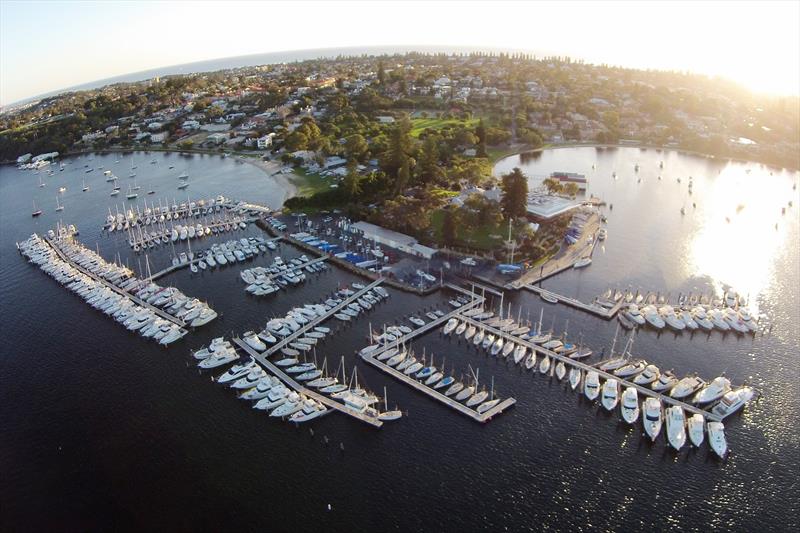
[
  {"x1": 707, "y1": 422, "x2": 727, "y2": 458},
  {"x1": 651, "y1": 370, "x2": 678, "y2": 392},
  {"x1": 723, "y1": 308, "x2": 750, "y2": 333},
  {"x1": 613, "y1": 359, "x2": 646, "y2": 378},
  {"x1": 670, "y1": 375, "x2": 706, "y2": 399},
  {"x1": 193, "y1": 337, "x2": 231, "y2": 359},
  {"x1": 502, "y1": 341, "x2": 515, "y2": 358},
  {"x1": 642, "y1": 305, "x2": 665, "y2": 329},
  {"x1": 601, "y1": 378, "x2": 620, "y2": 411},
  {"x1": 490, "y1": 337, "x2": 504, "y2": 356},
  {"x1": 464, "y1": 325, "x2": 477, "y2": 340},
  {"x1": 666, "y1": 406, "x2": 686, "y2": 450},
  {"x1": 679, "y1": 310, "x2": 699, "y2": 330},
  {"x1": 694, "y1": 376, "x2": 731, "y2": 404},
  {"x1": 623, "y1": 304, "x2": 646, "y2": 326},
  {"x1": 708, "y1": 309, "x2": 730, "y2": 331},
  {"x1": 568, "y1": 367, "x2": 581, "y2": 390},
  {"x1": 633, "y1": 364, "x2": 660, "y2": 385},
  {"x1": 290, "y1": 399, "x2": 328, "y2": 422},
  {"x1": 642, "y1": 397, "x2": 663, "y2": 441},
  {"x1": 620, "y1": 387, "x2": 639, "y2": 423},
  {"x1": 217, "y1": 359, "x2": 255, "y2": 383},
  {"x1": 253, "y1": 386, "x2": 290, "y2": 410},
  {"x1": 687, "y1": 414, "x2": 705, "y2": 447},
  {"x1": 659, "y1": 306, "x2": 686, "y2": 331},
  {"x1": 271, "y1": 392, "x2": 304, "y2": 417},
  {"x1": 525, "y1": 351, "x2": 537, "y2": 370},
  {"x1": 711, "y1": 386, "x2": 754, "y2": 418},
  {"x1": 455, "y1": 321, "x2": 468, "y2": 336},
  {"x1": 231, "y1": 367, "x2": 266, "y2": 389},
  {"x1": 443, "y1": 318, "x2": 458, "y2": 335},
  {"x1": 472, "y1": 329, "x2": 485, "y2": 346},
  {"x1": 240, "y1": 376, "x2": 279, "y2": 400},
  {"x1": 691, "y1": 307, "x2": 714, "y2": 330},
  {"x1": 513, "y1": 345, "x2": 527, "y2": 364},
  {"x1": 242, "y1": 331, "x2": 267, "y2": 351},
  {"x1": 584, "y1": 371, "x2": 600, "y2": 400}
]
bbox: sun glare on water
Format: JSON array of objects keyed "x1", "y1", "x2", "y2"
[{"x1": 689, "y1": 165, "x2": 796, "y2": 311}]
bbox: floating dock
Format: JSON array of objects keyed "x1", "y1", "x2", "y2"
[
  {"x1": 358, "y1": 295, "x2": 518, "y2": 423},
  {"x1": 455, "y1": 314, "x2": 723, "y2": 422},
  {"x1": 263, "y1": 279, "x2": 385, "y2": 357},
  {"x1": 523, "y1": 284, "x2": 626, "y2": 319},
  {"x1": 46, "y1": 236, "x2": 187, "y2": 328},
  {"x1": 146, "y1": 236, "x2": 283, "y2": 281},
  {"x1": 232, "y1": 338, "x2": 383, "y2": 428}
]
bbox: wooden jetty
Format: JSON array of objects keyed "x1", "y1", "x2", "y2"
[
  {"x1": 522, "y1": 284, "x2": 626, "y2": 319},
  {"x1": 456, "y1": 314, "x2": 723, "y2": 422},
  {"x1": 45, "y1": 236, "x2": 186, "y2": 328},
  {"x1": 146, "y1": 236, "x2": 283, "y2": 281},
  {"x1": 232, "y1": 338, "x2": 383, "y2": 428}
]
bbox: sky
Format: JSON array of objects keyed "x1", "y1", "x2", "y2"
[{"x1": 1, "y1": 0, "x2": 799, "y2": 106}]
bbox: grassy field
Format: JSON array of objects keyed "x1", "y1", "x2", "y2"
[
  {"x1": 409, "y1": 117, "x2": 480, "y2": 138},
  {"x1": 429, "y1": 209, "x2": 525, "y2": 251},
  {"x1": 289, "y1": 168, "x2": 334, "y2": 197}
]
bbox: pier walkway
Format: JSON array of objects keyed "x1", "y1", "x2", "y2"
[
  {"x1": 522, "y1": 284, "x2": 626, "y2": 319},
  {"x1": 456, "y1": 315, "x2": 722, "y2": 422},
  {"x1": 146, "y1": 236, "x2": 283, "y2": 281},
  {"x1": 46, "y1": 237, "x2": 186, "y2": 328},
  {"x1": 263, "y1": 279, "x2": 385, "y2": 357},
  {"x1": 232, "y1": 338, "x2": 383, "y2": 428}
]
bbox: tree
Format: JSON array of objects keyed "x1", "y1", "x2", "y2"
[
  {"x1": 500, "y1": 167, "x2": 528, "y2": 219},
  {"x1": 442, "y1": 208, "x2": 458, "y2": 245},
  {"x1": 562, "y1": 182, "x2": 579, "y2": 197},
  {"x1": 284, "y1": 130, "x2": 309, "y2": 151},
  {"x1": 345, "y1": 134, "x2": 369, "y2": 162},
  {"x1": 342, "y1": 161, "x2": 362, "y2": 199},
  {"x1": 542, "y1": 177, "x2": 564, "y2": 195},
  {"x1": 395, "y1": 156, "x2": 411, "y2": 195},
  {"x1": 475, "y1": 118, "x2": 488, "y2": 157},
  {"x1": 417, "y1": 134, "x2": 444, "y2": 184},
  {"x1": 377, "y1": 61, "x2": 386, "y2": 85}
]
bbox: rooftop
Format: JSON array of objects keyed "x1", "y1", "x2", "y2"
[{"x1": 525, "y1": 194, "x2": 581, "y2": 219}]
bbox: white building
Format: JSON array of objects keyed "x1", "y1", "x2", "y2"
[
  {"x1": 206, "y1": 133, "x2": 228, "y2": 145},
  {"x1": 150, "y1": 131, "x2": 168, "y2": 143},
  {"x1": 351, "y1": 221, "x2": 437, "y2": 259},
  {"x1": 182, "y1": 120, "x2": 201, "y2": 130},
  {"x1": 148, "y1": 122, "x2": 163, "y2": 131},
  {"x1": 376, "y1": 116, "x2": 395, "y2": 124},
  {"x1": 257, "y1": 133, "x2": 275, "y2": 149}
]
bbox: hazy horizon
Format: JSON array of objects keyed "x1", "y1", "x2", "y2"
[{"x1": 1, "y1": 0, "x2": 799, "y2": 106}]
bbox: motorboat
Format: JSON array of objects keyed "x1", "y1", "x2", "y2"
[
  {"x1": 524, "y1": 352, "x2": 536, "y2": 370},
  {"x1": 216, "y1": 360, "x2": 256, "y2": 383},
  {"x1": 584, "y1": 371, "x2": 600, "y2": 400},
  {"x1": 501, "y1": 341, "x2": 515, "y2": 358},
  {"x1": 680, "y1": 310, "x2": 699, "y2": 330},
  {"x1": 688, "y1": 414, "x2": 705, "y2": 447},
  {"x1": 642, "y1": 397, "x2": 663, "y2": 441},
  {"x1": 651, "y1": 370, "x2": 678, "y2": 392},
  {"x1": 286, "y1": 363, "x2": 316, "y2": 374},
  {"x1": 601, "y1": 378, "x2": 620, "y2": 411},
  {"x1": 642, "y1": 305, "x2": 665, "y2": 329},
  {"x1": 271, "y1": 393, "x2": 303, "y2": 417},
  {"x1": 443, "y1": 318, "x2": 458, "y2": 335},
  {"x1": 691, "y1": 307, "x2": 714, "y2": 330},
  {"x1": 613, "y1": 359, "x2": 646, "y2": 378},
  {"x1": 231, "y1": 367, "x2": 266, "y2": 390},
  {"x1": 623, "y1": 305, "x2": 646, "y2": 326},
  {"x1": 490, "y1": 337, "x2": 504, "y2": 356},
  {"x1": 568, "y1": 368, "x2": 581, "y2": 390},
  {"x1": 633, "y1": 364, "x2": 660, "y2": 385},
  {"x1": 694, "y1": 376, "x2": 731, "y2": 404},
  {"x1": 670, "y1": 375, "x2": 706, "y2": 399},
  {"x1": 240, "y1": 377, "x2": 279, "y2": 400},
  {"x1": 666, "y1": 406, "x2": 686, "y2": 450},
  {"x1": 659, "y1": 306, "x2": 685, "y2": 331},
  {"x1": 464, "y1": 325, "x2": 477, "y2": 340},
  {"x1": 711, "y1": 386, "x2": 754, "y2": 418},
  {"x1": 242, "y1": 331, "x2": 266, "y2": 351},
  {"x1": 198, "y1": 349, "x2": 238, "y2": 369},
  {"x1": 253, "y1": 386, "x2": 289, "y2": 410},
  {"x1": 620, "y1": 387, "x2": 639, "y2": 424},
  {"x1": 513, "y1": 345, "x2": 527, "y2": 364},
  {"x1": 707, "y1": 422, "x2": 727, "y2": 458},
  {"x1": 455, "y1": 321, "x2": 467, "y2": 336}
]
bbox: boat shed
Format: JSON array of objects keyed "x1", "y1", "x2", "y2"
[{"x1": 351, "y1": 221, "x2": 438, "y2": 259}]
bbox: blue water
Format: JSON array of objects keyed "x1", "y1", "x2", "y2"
[{"x1": 1, "y1": 148, "x2": 798, "y2": 531}]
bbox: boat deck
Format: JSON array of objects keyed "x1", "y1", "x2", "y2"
[
  {"x1": 46, "y1": 236, "x2": 187, "y2": 328},
  {"x1": 456, "y1": 315, "x2": 723, "y2": 422},
  {"x1": 232, "y1": 338, "x2": 383, "y2": 428}
]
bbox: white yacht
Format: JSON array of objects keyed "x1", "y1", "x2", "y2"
[
  {"x1": 659, "y1": 306, "x2": 686, "y2": 331},
  {"x1": 694, "y1": 376, "x2": 731, "y2": 404},
  {"x1": 623, "y1": 304, "x2": 646, "y2": 326},
  {"x1": 601, "y1": 378, "x2": 620, "y2": 411},
  {"x1": 231, "y1": 367, "x2": 266, "y2": 389},
  {"x1": 555, "y1": 361, "x2": 566, "y2": 380},
  {"x1": 253, "y1": 386, "x2": 289, "y2": 410},
  {"x1": 538, "y1": 355, "x2": 550, "y2": 374},
  {"x1": 271, "y1": 392, "x2": 303, "y2": 417},
  {"x1": 642, "y1": 305, "x2": 665, "y2": 329},
  {"x1": 242, "y1": 331, "x2": 267, "y2": 351},
  {"x1": 633, "y1": 364, "x2": 660, "y2": 385},
  {"x1": 513, "y1": 345, "x2": 527, "y2": 364},
  {"x1": 584, "y1": 371, "x2": 600, "y2": 400},
  {"x1": 216, "y1": 359, "x2": 255, "y2": 383},
  {"x1": 443, "y1": 318, "x2": 458, "y2": 335},
  {"x1": 666, "y1": 406, "x2": 686, "y2": 450},
  {"x1": 707, "y1": 421, "x2": 728, "y2": 458},
  {"x1": 620, "y1": 387, "x2": 639, "y2": 424},
  {"x1": 198, "y1": 349, "x2": 238, "y2": 369},
  {"x1": 687, "y1": 414, "x2": 705, "y2": 447},
  {"x1": 670, "y1": 376, "x2": 706, "y2": 399},
  {"x1": 614, "y1": 360, "x2": 646, "y2": 378},
  {"x1": 240, "y1": 377, "x2": 278, "y2": 400},
  {"x1": 642, "y1": 397, "x2": 663, "y2": 441},
  {"x1": 651, "y1": 370, "x2": 678, "y2": 392},
  {"x1": 711, "y1": 386, "x2": 754, "y2": 418}
]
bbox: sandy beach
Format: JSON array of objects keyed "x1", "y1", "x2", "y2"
[{"x1": 239, "y1": 156, "x2": 299, "y2": 204}]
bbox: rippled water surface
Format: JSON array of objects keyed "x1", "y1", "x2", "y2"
[{"x1": 1, "y1": 149, "x2": 798, "y2": 531}]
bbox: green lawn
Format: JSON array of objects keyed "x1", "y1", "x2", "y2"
[
  {"x1": 289, "y1": 167, "x2": 334, "y2": 197},
  {"x1": 429, "y1": 209, "x2": 525, "y2": 251},
  {"x1": 409, "y1": 117, "x2": 480, "y2": 138}
]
